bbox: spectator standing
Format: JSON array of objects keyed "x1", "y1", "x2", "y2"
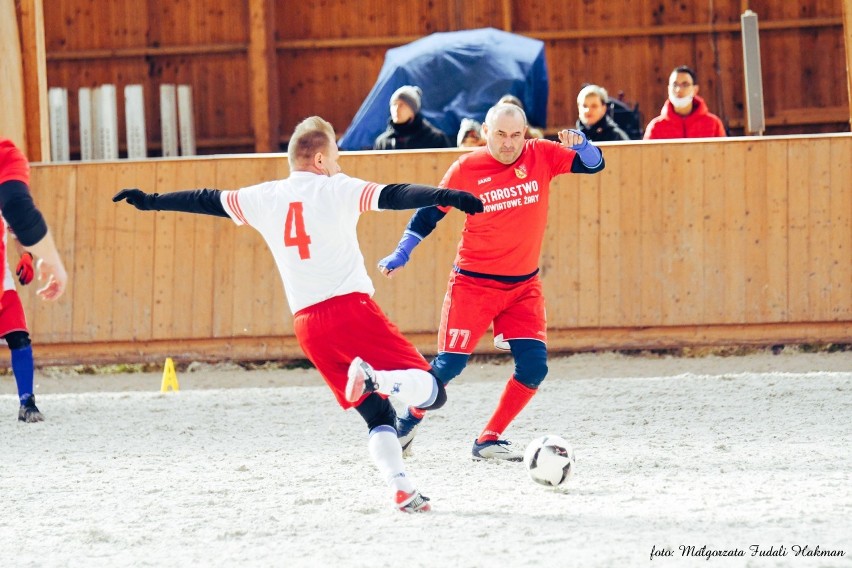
[{"x1": 644, "y1": 66, "x2": 726, "y2": 139}]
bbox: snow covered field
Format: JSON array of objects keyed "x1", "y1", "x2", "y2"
[{"x1": 1, "y1": 350, "x2": 850, "y2": 567}]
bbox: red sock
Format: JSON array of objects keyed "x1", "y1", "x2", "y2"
[
  {"x1": 409, "y1": 406, "x2": 427, "y2": 419},
  {"x1": 477, "y1": 376, "x2": 536, "y2": 443}
]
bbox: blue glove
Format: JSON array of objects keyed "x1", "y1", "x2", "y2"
[
  {"x1": 378, "y1": 230, "x2": 423, "y2": 274},
  {"x1": 567, "y1": 129, "x2": 603, "y2": 168}
]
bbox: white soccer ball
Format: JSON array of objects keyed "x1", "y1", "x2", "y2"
[{"x1": 524, "y1": 435, "x2": 576, "y2": 487}]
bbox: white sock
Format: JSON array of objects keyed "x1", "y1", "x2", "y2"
[
  {"x1": 368, "y1": 426, "x2": 415, "y2": 494},
  {"x1": 372, "y1": 368, "x2": 437, "y2": 407}
]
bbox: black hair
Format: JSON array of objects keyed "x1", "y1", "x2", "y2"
[{"x1": 672, "y1": 65, "x2": 697, "y2": 84}]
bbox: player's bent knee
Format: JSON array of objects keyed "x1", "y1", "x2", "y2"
[
  {"x1": 510, "y1": 339, "x2": 548, "y2": 388},
  {"x1": 419, "y1": 380, "x2": 446, "y2": 410},
  {"x1": 354, "y1": 393, "x2": 395, "y2": 431},
  {"x1": 430, "y1": 352, "x2": 469, "y2": 385},
  {"x1": 515, "y1": 361, "x2": 548, "y2": 388},
  {"x1": 4, "y1": 331, "x2": 31, "y2": 351}
]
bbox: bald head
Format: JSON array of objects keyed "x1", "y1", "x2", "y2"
[{"x1": 482, "y1": 104, "x2": 528, "y2": 164}]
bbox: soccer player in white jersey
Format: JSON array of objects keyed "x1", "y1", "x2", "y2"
[{"x1": 114, "y1": 116, "x2": 483, "y2": 513}]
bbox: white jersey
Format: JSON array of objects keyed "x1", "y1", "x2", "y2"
[{"x1": 220, "y1": 171, "x2": 384, "y2": 314}]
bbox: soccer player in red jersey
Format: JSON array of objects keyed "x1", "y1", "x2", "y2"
[
  {"x1": 0, "y1": 138, "x2": 68, "y2": 422},
  {"x1": 379, "y1": 103, "x2": 605, "y2": 461}
]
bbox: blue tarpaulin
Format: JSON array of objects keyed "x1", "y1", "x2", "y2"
[{"x1": 338, "y1": 28, "x2": 549, "y2": 150}]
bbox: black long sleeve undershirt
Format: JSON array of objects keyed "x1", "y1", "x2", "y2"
[
  {"x1": 377, "y1": 183, "x2": 459, "y2": 210},
  {"x1": 0, "y1": 180, "x2": 49, "y2": 246},
  {"x1": 148, "y1": 189, "x2": 229, "y2": 217}
]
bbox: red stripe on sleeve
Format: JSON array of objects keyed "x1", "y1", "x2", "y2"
[
  {"x1": 227, "y1": 191, "x2": 249, "y2": 225},
  {"x1": 360, "y1": 182, "x2": 378, "y2": 212}
]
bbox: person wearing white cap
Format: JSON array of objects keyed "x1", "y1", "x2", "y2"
[
  {"x1": 373, "y1": 86, "x2": 453, "y2": 150},
  {"x1": 457, "y1": 118, "x2": 485, "y2": 147}
]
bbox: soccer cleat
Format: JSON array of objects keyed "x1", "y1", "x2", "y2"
[
  {"x1": 395, "y1": 489, "x2": 431, "y2": 513},
  {"x1": 345, "y1": 357, "x2": 378, "y2": 402},
  {"x1": 18, "y1": 395, "x2": 44, "y2": 423},
  {"x1": 396, "y1": 407, "x2": 423, "y2": 457},
  {"x1": 471, "y1": 438, "x2": 524, "y2": 462}
]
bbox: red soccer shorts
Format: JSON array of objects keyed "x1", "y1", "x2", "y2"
[
  {"x1": 294, "y1": 292, "x2": 430, "y2": 409},
  {"x1": 0, "y1": 289, "x2": 29, "y2": 337},
  {"x1": 438, "y1": 271, "x2": 547, "y2": 355}
]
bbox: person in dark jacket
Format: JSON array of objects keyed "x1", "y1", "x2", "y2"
[
  {"x1": 373, "y1": 86, "x2": 453, "y2": 150},
  {"x1": 576, "y1": 85, "x2": 630, "y2": 142}
]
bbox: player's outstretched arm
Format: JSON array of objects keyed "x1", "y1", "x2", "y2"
[
  {"x1": 376, "y1": 182, "x2": 482, "y2": 277},
  {"x1": 377, "y1": 183, "x2": 483, "y2": 214},
  {"x1": 378, "y1": 206, "x2": 449, "y2": 277},
  {"x1": 113, "y1": 188, "x2": 230, "y2": 217}
]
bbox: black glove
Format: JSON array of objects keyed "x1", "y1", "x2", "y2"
[
  {"x1": 438, "y1": 189, "x2": 484, "y2": 215},
  {"x1": 112, "y1": 188, "x2": 158, "y2": 210}
]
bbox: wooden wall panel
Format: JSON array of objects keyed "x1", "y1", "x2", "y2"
[
  {"x1": 721, "y1": 141, "x2": 748, "y2": 321},
  {"x1": 829, "y1": 137, "x2": 852, "y2": 318},
  {"x1": 44, "y1": 0, "x2": 149, "y2": 51},
  {"x1": 18, "y1": 136, "x2": 852, "y2": 365},
  {"x1": 147, "y1": 1, "x2": 247, "y2": 45},
  {"x1": 24, "y1": 165, "x2": 76, "y2": 341},
  {"x1": 275, "y1": 0, "x2": 465, "y2": 40},
  {"x1": 277, "y1": 49, "x2": 388, "y2": 145},
  {"x1": 700, "y1": 141, "x2": 727, "y2": 323},
  {"x1": 39, "y1": 0, "x2": 849, "y2": 159}
]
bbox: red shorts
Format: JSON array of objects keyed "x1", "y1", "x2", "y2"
[
  {"x1": 294, "y1": 292, "x2": 429, "y2": 409},
  {"x1": 438, "y1": 271, "x2": 547, "y2": 354},
  {"x1": 0, "y1": 289, "x2": 28, "y2": 337}
]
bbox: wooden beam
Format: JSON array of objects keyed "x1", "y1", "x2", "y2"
[
  {"x1": 1, "y1": 0, "x2": 26, "y2": 151},
  {"x1": 843, "y1": 0, "x2": 852, "y2": 130},
  {"x1": 271, "y1": 17, "x2": 842, "y2": 51},
  {"x1": 276, "y1": 35, "x2": 420, "y2": 50},
  {"x1": 247, "y1": 0, "x2": 280, "y2": 153},
  {"x1": 46, "y1": 43, "x2": 248, "y2": 61},
  {"x1": 525, "y1": 17, "x2": 842, "y2": 41},
  {"x1": 502, "y1": 0, "x2": 512, "y2": 32},
  {"x1": 15, "y1": 0, "x2": 49, "y2": 162},
  {"x1": 726, "y1": 106, "x2": 849, "y2": 128}
]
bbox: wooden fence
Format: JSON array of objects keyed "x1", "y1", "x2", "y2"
[
  {"x1": 20, "y1": 0, "x2": 849, "y2": 160},
  {"x1": 21, "y1": 134, "x2": 852, "y2": 365}
]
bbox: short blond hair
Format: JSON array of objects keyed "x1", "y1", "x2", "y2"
[
  {"x1": 577, "y1": 84, "x2": 609, "y2": 105},
  {"x1": 287, "y1": 116, "x2": 336, "y2": 169}
]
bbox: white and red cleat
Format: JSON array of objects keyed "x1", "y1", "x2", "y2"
[
  {"x1": 345, "y1": 357, "x2": 378, "y2": 402},
  {"x1": 395, "y1": 489, "x2": 431, "y2": 513}
]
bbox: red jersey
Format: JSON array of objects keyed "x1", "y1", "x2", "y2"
[
  {"x1": 439, "y1": 138, "x2": 576, "y2": 276},
  {"x1": 0, "y1": 138, "x2": 31, "y2": 292},
  {"x1": 0, "y1": 138, "x2": 30, "y2": 186}
]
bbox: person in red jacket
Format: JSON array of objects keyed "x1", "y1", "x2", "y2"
[{"x1": 643, "y1": 66, "x2": 726, "y2": 139}]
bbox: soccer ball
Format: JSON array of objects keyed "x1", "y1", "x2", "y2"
[{"x1": 524, "y1": 435, "x2": 575, "y2": 487}]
